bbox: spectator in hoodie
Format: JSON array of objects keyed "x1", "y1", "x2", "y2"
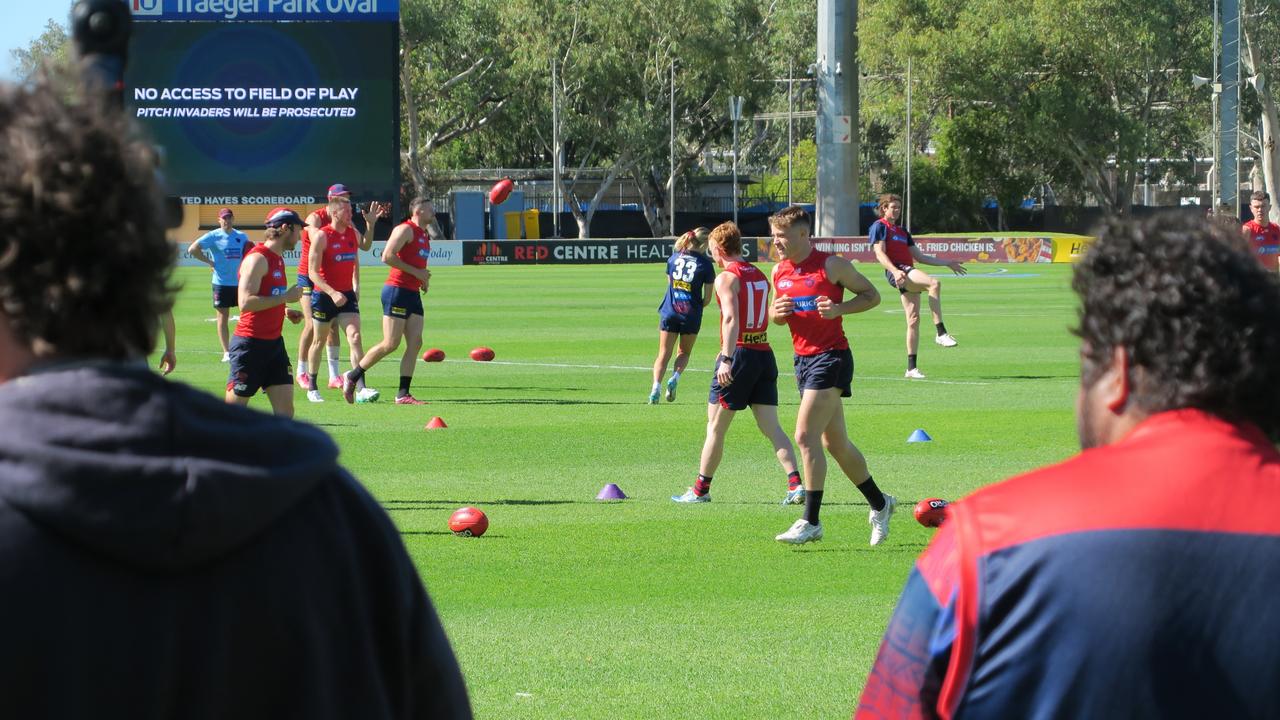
[{"x1": 0, "y1": 71, "x2": 471, "y2": 719}]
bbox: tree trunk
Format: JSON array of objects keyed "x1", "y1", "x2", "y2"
[{"x1": 1243, "y1": 23, "x2": 1280, "y2": 221}]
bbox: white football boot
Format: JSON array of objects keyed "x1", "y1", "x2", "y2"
[
  {"x1": 869, "y1": 494, "x2": 897, "y2": 546},
  {"x1": 775, "y1": 518, "x2": 823, "y2": 544}
]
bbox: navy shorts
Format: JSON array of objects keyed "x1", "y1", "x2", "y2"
[
  {"x1": 709, "y1": 348, "x2": 779, "y2": 411},
  {"x1": 381, "y1": 284, "x2": 424, "y2": 319},
  {"x1": 794, "y1": 348, "x2": 854, "y2": 397},
  {"x1": 213, "y1": 284, "x2": 238, "y2": 308},
  {"x1": 884, "y1": 264, "x2": 917, "y2": 295},
  {"x1": 297, "y1": 273, "x2": 313, "y2": 290},
  {"x1": 226, "y1": 335, "x2": 292, "y2": 397},
  {"x1": 659, "y1": 314, "x2": 702, "y2": 335},
  {"x1": 310, "y1": 290, "x2": 359, "y2": 320}
]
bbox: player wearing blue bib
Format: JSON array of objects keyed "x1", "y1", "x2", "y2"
[
  {"x1": 188, "y1": 207, "x2": 252, "y2": 363},
  {"x1": 648, "y1": 227, "x2": 716, "y2": 404}
]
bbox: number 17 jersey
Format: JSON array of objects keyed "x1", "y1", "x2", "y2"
[{"x1": 721, "y1": 261, "x2": 771, "y2": 350}]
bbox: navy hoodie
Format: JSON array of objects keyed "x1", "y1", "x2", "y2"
[{"x1": 0, "y1": 363, "x2": 471, "y2": 719}]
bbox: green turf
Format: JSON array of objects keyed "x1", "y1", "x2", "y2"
[{"x1": 162, "y1": 261, "x2": 1082, "y2": 718}]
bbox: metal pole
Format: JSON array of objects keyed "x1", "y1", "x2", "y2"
[
  {"x1": 1220, "y1": 0, "x2": 1240, "y2": 214},
  {"x1": 732, "y1": 96, "x2": 739, "y2": 227},
  {"x1": 788, "y1": 59, "x2": 794, "y2": 206},
  {"x1": 1212, "y1": 0, "x2": 1219, "y2": 212},
  {"x1": 552, "y1": 57, "x2": 561, "y2": 238},
  {"x1": 905, "y1": 57, "x2": 912, "y2": 230},
  {"x1": 670, "y1": 60, "x2": 676, "y2": 236},
  {"x1": 815, "y1": 0, "x2": 859, "y2": 237}
]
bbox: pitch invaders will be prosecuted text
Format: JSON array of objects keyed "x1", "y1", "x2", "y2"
[{"x1": 133, "y1": 87, "x2": 361, "y2": 120}]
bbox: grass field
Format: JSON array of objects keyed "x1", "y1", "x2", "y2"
[{"x1": 163, "y1": 261, "x2": 1082, "y2": 719}]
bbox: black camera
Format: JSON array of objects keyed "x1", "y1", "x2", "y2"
[{"x1": 71, "y1": 0, "x2": 183, "y2": 228}]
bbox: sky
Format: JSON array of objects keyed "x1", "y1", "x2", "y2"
[{"x1": 0, "y1": 1, "x2": 70, "y2": 81}]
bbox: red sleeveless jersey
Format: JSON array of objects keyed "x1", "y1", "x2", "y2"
[
  {"x1": 317, "y1": 225, "x2": 358, "y2": 293},
  {"x1": 720, "y1": 261, "x2": 771, "y2": 350},
  {"x1": 234, "y1": 245, "x2": 288, "y2": 340},
  {"x1": 773, "y1": 250, "x2": 849, "y2": 356},
  {"x1": 1243, "y1": 220, "x2": 1280, "y2": 271},
  {"x1": 298, "y1": 206, "x2": 330, "y2": 276},
  {"x1": 387, "y1": 221, "x2": 430, "y2": 291}
]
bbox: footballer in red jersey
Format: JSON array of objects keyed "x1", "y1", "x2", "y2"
[
  {"x1": 304, "y1": 194, "x2": 381, "y2": 403},
  {"x1": 1242, "y1": 191, "x2": 1280, "y2": 271},
  {"x1": 226, "y1": 208, "x2": 306, "y2": 417},
  {"x1": 671, "y1": 222, "x2": 802, "y2": 506},
  {"x1": 768, "y1": 205, "x2": 897, "y2": 546},
  {"x1": 295, "y1": 183, "x2": 388, "y2": 391},
  {"x1": 341, "y1": 198, "x2": 435, "y2": 406},
  {"x1": 870, "y1": 193, "x2": 966, "y2": 379}
]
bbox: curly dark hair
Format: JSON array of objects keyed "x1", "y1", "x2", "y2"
[
  {"x1": 1073, "y1": 214, "x2": 1280, "y2": 440},
  {"x1": 0, "y1": 70, "x2": 173, "y2": 360}
]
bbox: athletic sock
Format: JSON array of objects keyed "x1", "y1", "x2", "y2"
[
  {"x1": 327, "y1": 361, "x2": 340, "y2": 378},
  {"x1": 857, "y1": 475, "x2": 886, "y2": 512},
  {"x1": 306, "y1": 373, "x2": 318, "y2": 392},
  {"x1": 398, "y1": 376, "x2": 412, "y2": 398},
  {"x1": 348, "y1": 366, "x2": 366, "y2": 383},
  {"x1": 936, "y1": 322, "x2": 948, "y2": 337},
  {"x1": 787, "y1": 471, "x2": 801, "y2": 491},
  {"x1": 693, "y1": 474, "x2": 712, "y2": 496},
  {"x1": 671, "y1": 370, "x2": 682, "y2": 382},
  {"x1": 907, "y1": 354, "x2": 918, "y2": 371},
  {"x1": 803, "y1": 490, "x2": 824, "y2": 526},
  {"x1": 651, "y1": 381, "x2": 661, "y2": 393},
  {"x1": 298, "y1": 361, "x2": 309, "y2": 375}
]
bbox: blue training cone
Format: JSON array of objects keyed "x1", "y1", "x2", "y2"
[{"x1": 907, "y1": 428, "x2": 933, "y2": 443}]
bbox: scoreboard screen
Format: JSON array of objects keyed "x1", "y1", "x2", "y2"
[{"x1": 125, "y1": 19, "x2": 398, "y2": 203}]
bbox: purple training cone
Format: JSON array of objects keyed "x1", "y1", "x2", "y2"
[{"x1": 596, "y1": 483, "x2": 627, "y2": 501}]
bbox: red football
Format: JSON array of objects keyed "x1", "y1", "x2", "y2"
[
  {"x1": 422, "y1": 348, "x2": 446, "y2": 362},
  {"x1": 489, "y1": 177, "x2": 514, "y2": 205},
  {"x1": 913, "y1": 498, "x2": 950, "y2": 528},
  {"x1": 449, "y1": 507, "x2": 488, "y2": 537},
  {"x1": 469, "y1": 346, "x2": 495, "y2": 362}
]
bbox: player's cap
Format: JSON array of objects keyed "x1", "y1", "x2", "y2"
[
  {"x1": 217, "y1": 207, "x2": 233, "y2": 218},
  {"x1": 327, "y1": 183, "x2": 351, "y2": 199},
  {"x1": 265, "y1": 207, "x2": 304, "y2": 228}
]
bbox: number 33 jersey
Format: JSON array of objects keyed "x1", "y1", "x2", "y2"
[{"x1": 659, "y1": 251, "x2": 716, "y2": 322}]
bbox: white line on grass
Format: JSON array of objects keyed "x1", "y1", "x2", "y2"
[{"x1": 483, "y1": 360, "x2": 993, "y2": 385}]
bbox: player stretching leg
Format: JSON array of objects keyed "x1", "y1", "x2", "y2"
[
  {"x1": 768, "y1": 205, "x2": 897, "y2": 545},
  {"x1": 870, "y1": 193, "x2": 965, "y2": 379},
  {"x1": 672, "y1": 222, "x2": 803, "y2": 505},
  {"x1": 343, "y1": 198, "x2": 434, "y2": 405},
  {"x1": 305, "y1": 194, "x2": 378, "y2": 403},
  {"x1": 649, "y1": 227, "x2": 715, "y2": 403},
  {"x1": 226, "y1": 208, "x2": 306, "y2": 417}
]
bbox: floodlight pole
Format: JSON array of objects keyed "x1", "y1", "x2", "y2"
[
  {"x1": 552, "y1": 56, "x2": 561, "y2": 238},
  {"x1": 905, "y1": 57, "x2": 912, "y2": 230},
  {"x1": 731, "y1": 95, "x2": 743, "y2": 226},
  {"x1": 670, "y1": 60, "x2": 676, "y2": 236},
  {"x1": 788, "y1": 59, "x2": 795, "y2": 206},
  {"x1": 815, "y1": 0, "x2": 859, "y2": 237},
  {"x1": 1219, "y1": 0, "x2": 1240, "y2": 214}
]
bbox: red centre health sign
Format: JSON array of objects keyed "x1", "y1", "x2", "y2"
[{"x1": 813, "y1": 236, "x2": 1056, "y2": 263}]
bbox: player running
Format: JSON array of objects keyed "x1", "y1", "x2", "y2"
[
  {"x1": 649, "y1": 227, "x2": 715, "y2": 404},
  {"x1": 672, "y1": 222, "x2": 803, "y2": 505},
  {"x1": 341, "y1": 198, "x2": 434, "y2": 405},
  {"x1": 296, "y1": 184, "x2": 386, "y2": 390},
  {"x1": 870, "y1": 193, "x2": 965, "y2": 379},
  {"x1": 225, "y1": 208, "x2": 306, "y2": 417},
  {"x1": 769, "y1": 205, "x2": 898, "y2": 546},
  {"x1": 303, "y1": 193, "x2": 379, "y2": 404},
  {"x1": 188, "y1": 207, "x2": 252, "y2": 363}
]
